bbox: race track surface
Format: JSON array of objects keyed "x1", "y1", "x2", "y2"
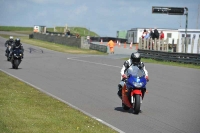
[{"x1": 0, "y1": 36, "x2": 200, "y2": 133}]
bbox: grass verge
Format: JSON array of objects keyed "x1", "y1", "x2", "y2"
[
  {"x1": 0, "y1": 34, "x2": 107, "y2": 55},
  {"x1": 0, "y1": 71, "x2": 117, "y2": 133}
]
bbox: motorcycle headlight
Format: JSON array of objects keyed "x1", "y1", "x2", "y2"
[
  {"x1": 133, "y1": 82, "x2": 144, "y2": 88},
  {"x1": 14, "y1": 54, "x2": 16, "y2": 56},
  {"x1": 20, "y1": 54, "x2": 22, "y2": 56}
]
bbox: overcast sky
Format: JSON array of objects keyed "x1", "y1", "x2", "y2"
[{"x1": 0, "y1": 0, "x2": 200, "y2": 37}]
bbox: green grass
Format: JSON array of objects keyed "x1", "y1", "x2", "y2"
[
  {"x1": 0, "y1": 34, "x2": 106, "y2": 55},
  {"x1": 0, "y1": 26, "x2": 99, "y2": 37},
  {"x1": 0, "y1": 71, "x2": 117, "y2": 133},
  {"x1": 121, "y1": 57, "x2": 200, "y2": 69}
]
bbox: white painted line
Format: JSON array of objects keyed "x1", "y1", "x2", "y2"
[
  {"x1": 67, "y1": 57, "x2": 121, "y2": 68},
  {"x1": 0, "y1": 69, "x2": 125, "y2": 133}
]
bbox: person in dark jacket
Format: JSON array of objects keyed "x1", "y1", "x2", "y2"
[
  {"x1": 9, "y1": 38, "x2": 24, "y2": 58},
  {"x1": 153, "y1": 28, "x2": 159, "y2": 40}
]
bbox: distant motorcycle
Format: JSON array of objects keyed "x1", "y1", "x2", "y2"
[
  {"x1": 121, "y1": 67, "x2": 148, "y2": 114},
  {"x1": 11, "y1": 48, "x2": 23, "y2": 69}
]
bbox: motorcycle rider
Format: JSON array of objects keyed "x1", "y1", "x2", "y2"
[
  {"x1": 117, "y1": 52, "x2": 149, "y2": 100},
  {"x1": 5, "y1": 36, "x2": 14, "y2": 56},
  {"x1": 9, "y1": 38, "x2": 24, "y2": 59}
]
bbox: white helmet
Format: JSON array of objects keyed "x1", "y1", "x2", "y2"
[{"x1": 9, "y1": 36, "x2": 13, "y2": 40}]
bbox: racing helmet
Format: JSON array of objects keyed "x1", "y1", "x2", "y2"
[
  {"x1": 9, "y1": 36, "x2": 14, "y2": 41},
  {"x1": 15, "y1": 38, "x2": 20, "y2": 46},
  {"x1": 130, "y1": 52, "x2": 141, "y2": 64}
]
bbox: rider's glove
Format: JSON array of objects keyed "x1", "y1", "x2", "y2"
[
  {"x1": 122, "y1": 74, "x2": 127, "y2": 79},
  {"x1": 145, "y1": 76, "x2": 149, "y2": 82}
]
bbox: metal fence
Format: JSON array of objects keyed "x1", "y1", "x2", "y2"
[
  {"x1": 138, "y1": 49, "x2": 200, "y2": 64},
  {"x1": 139, "y1": 37, "x2": 200, "y2": 54}
]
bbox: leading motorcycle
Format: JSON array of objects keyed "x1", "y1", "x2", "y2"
[
  {"x1": 11, "y1": 48, "x2": 23, "y2": 69},
  {"x1": 121, "y1": 66, "x2": 148, "y2": 114}
]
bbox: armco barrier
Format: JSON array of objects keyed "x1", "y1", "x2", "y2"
[
  {"x1": 30, "y1": 33, "x2": 107, "y2": 53},
  {"x1": 138, "y1": 49, "x2": 200, "y2": 64},
  {"x1": 89, "y1": 43, "x2": 107, "y2": 53},
  {"x1": 32, "y1": 33, "x2": 81, "y2": 47}
]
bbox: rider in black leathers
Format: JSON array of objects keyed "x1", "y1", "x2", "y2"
[
  {"x1": 5, "y1": 36, "x2": 14, "y2": 56},
  {"x1": 9, "y1": 38, "x2": 24, "y2": 58}
]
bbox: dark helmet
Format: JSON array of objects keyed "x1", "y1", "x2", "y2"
[
  {"x1": 130, "y1": 52, "x2": 141, "y2": 64},
  {"x1": 15, "y1": 38, "x2": 20, "y2": 46}
]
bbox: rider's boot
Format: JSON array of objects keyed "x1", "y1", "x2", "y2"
[{"x1": 117, "y1": 84, "x2": 122, "y2": 99}]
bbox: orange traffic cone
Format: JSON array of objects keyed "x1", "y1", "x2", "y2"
[{"x1": 124, "y1": 42, "x2": 126, "y2": 48}]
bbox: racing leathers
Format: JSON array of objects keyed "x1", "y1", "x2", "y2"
[{"x1": 5, "y1": 39, "x2": 14, "y2": 56}]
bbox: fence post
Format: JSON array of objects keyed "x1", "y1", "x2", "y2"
[
  {"x1": 186, "y1": 38, "x2": 189, "y2": 53},
  {"x1": 160, "y1": 39, "x2": 164, "y2": 51},
  {"x1": 143, "y1": 39, "x2": 146, "y2": 50},
  {"x1": 181, "y1": 38, "x2": 185, "y2": 53},
  {"x1": 166, "y1": 38, "x2": 169, "y2": 52},
  {"x1": 150, "y1": 38, "x2": 153, "y2": 50},
  {"x1": 198, "y1": 39, "x2": 200, "y2": 54},
  {"x1": 139, "y1": 38, "x2": 142, "y2": 49},
  {"x1": 158, "y1": 39, "x2": 160, "y2": 51},
  {"x1": 191, "y1": 38, "x2": 194, "y2": 53},
  {"x1": 147, "y1": 38, "x2": 150, "y2": 50},
  {"x1": 176, "y1": 39, "x2": 179, "y2": 53},
  {"x1": 154, "y1": 39, "x2": 157, "y2": 50}
]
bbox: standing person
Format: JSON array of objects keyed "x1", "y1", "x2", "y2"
[
  {"x1": 107, "y1": 40, "x2": 115, "y2": 54},
  {"x1": 149, "y1": 28, "x2": 154, "y2": 39},
  {"x1": 153, "y1": 28, "x2": 159, "y2": 40},
  {"x1": 87, "y1": 35, "x2": 90, "y2": 44},
  {"x1": 141, "y1": 29, "x2": 147, "y2": 39},
  {"x1": 160, "y1": 31, "x2": 164, "y2": 40},
  {"x1": 66, "y1": 30, "x2": 70, "y2": 37}
]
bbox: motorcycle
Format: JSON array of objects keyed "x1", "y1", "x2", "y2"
[
  {"x1": 11, "y1": 48, "x2": 23, "y2": 69},
  {"x1": 121, "y1": 66, "x2": 148, "y2": 114}
]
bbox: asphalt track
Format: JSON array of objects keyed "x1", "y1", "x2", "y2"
[{"x1": 0, "y1": 36, "x2": 200, "y2": 133}]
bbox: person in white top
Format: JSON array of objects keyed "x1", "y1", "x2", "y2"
[{"x1": 117, "y1": 52, "x2": 149, "y2": 100}]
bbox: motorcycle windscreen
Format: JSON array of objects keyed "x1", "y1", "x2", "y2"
[{"x1": 126, "y1": 65, "x2": 145, "y2": 78}]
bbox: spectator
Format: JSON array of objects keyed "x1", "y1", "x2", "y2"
[
  {"x1": 149, "y1": 28, "x2": 154, "y2": 39},
  {"x1": 141, "y1": 29, "x2": 147, "y2": 39},
  {"x1": 160, "y1": 31, "x2": 164, "y2": 40},
  {"x1": 153, "y1": 28, "x2": 159, "y2": 40},
  {"x1": 66, "y1": 30, "x2": 70, "y2": 37},
  {"x1": 76, "y1": 33, "x2": 80, "y2": 38},
  {"x1": 87, "y1": 35, "x2": 90, "y2": 44},
  {"x1": 144, "y1": 31, "x2": 150, "y2": 39}
]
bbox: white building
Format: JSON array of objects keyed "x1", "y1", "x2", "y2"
[{"x1": 126, "y1": 28, "x2": 200, "y2": 53}]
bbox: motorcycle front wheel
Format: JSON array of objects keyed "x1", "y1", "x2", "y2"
[{"x1": 133, "y1": 95, "x2": 141, "y2": 114}]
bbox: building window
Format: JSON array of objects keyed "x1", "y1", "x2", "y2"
[
  {"x1": 182, "y1": 34, "x2": 185, "y2": 38},
  {"x1": 167, "y1": 33, "x2": 172, "y2": 38}
]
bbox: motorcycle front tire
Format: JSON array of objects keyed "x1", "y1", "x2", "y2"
[{"x1": 133, "y1": 95, "x2": 141, "y2": 114}]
